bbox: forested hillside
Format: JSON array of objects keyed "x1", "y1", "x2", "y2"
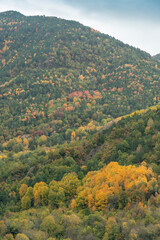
[
  {"x1": 0, "y1": 11, "x2": 160, "y2": 147},
  {"x1": 1, "y1": 10, "x2": 160, "y2": 240},
  {"x1": 1, "y1": 105, "x2": 160, "y2": 239}
]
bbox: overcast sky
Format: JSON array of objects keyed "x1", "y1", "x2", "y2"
[{"x1": 0, "y1": 0, "x2": 160, "y2": 55}]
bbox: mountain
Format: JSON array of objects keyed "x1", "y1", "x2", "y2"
[
  {"x1": 1, "y1": 10, "x2": 160, "y2": 240},
  {"x1": 0, "y1": 10, "x2": 160, "y2": 146},
  {"x1": 155, "y1": 54, "x2": 160, "y2": 60}
]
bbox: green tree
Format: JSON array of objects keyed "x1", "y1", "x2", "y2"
[
  {"x1": 3, "y1": 234, "x2": 14, "y2": 240},
  {"x1": 21, "y1": 195, "x2": 31, "y2": 210},
  {"x1": 60, "y1": 173, "x2": 81, "y2": 200},
  {"x1": 48, "y1": 181, "x2": 65, "y2": 207},
  {"x1": 15, "y1": 233, "x2": 29, "y2": 240},
  {"x1": 0, "y1": 220, "x2": 7, "y2": 236},
  {"x1": 40, "y1": 215, "x2": 56, "y2": 235}
]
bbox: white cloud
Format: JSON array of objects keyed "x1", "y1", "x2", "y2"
[
  {"x1": 0, "y1": 0, "x2": 159, "y2": 55},
  {"x1": 79, "y1": 13, "x2": 160, "y2": 55},
  {"x1": 0, "y1": 0, "x2": 81, "y2": 18}
]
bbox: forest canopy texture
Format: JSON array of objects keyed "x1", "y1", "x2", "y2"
[{"x1": 0, "y1": 11, "x2": 160, "y2": 240}]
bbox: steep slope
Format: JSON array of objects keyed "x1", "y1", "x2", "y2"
[
  {"x1": 1, "y1": 105, "x2": 160, "y2": 240},
  {"x1": 1, "y1": 104, "x2": 160, "y2": 211},
  {"x1": 0, "y1": 11, "x2": 160, "y2": 145}
]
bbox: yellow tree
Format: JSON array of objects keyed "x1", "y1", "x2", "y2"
[
  {"x1": 33, "y1": 182, "x2": 49, "y2": 206},
  {"x1": 19, "y1": 184, "x2": 28, "y2": 199},
  {"x1": 76, "y1": 162, "x2": 157, "y2": 210}
]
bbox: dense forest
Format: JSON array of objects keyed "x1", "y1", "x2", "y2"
[
  {"x1": 0, "y1": 11, "x2": 160, "y2": 146},
  {"x1": 1, "y1": 104, "x2": 160, "y2": 239},
  {"x1": 1, "y1": 11, "x2": 160, "y2": 240}
]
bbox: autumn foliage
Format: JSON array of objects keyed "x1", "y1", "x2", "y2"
[
  {"x1": 75, "y1": 162, "x2": 157, "y2": 210},
  {"x1": 19, "y1": 162, "x2": 157, "y2": 212}
]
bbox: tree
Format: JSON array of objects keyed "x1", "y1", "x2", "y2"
[
  {"x1": 37, "y1": 135, "x2": 47, "y2": 146},
  {"x1": 62, "y1": 214, "x2": 82, "y2": 239},
  {"x1": 20, "y1": 186, "x2": 33, "y2": 209},
  {"x1": 3, "y1": 234, "x2": 14, "y2": 240},
  {"x1": 48, "y1": 181, "x2": 65, "y2": 207},
  {"x1": 40, "y1": 215, "x2": 56, "y2": 235},
  {"x1": 60, "y1": 173, "x2": 81, "y2": 200},
  {"x1": 19, "y1": 184, "x2": 28, "y2": 199},
  {"x1": 21, "y1": 195, "x2": 31, "y2": 210},
  {"x1": 23, "y1": 138, "x2": 29, "y2": 149},
  {"x1": 0, "y1": 220, "x2": 7, "y2": 236},
  {"x1": 76, "y1": 162, "x2": 157, "y2": 210},
  {"x1": 103, "y1": 217, "x2": 120, "y2": 240},
  {"x1": 33, "y1": 182, "x2": 49, "y2": 206},
  {"x1": 15, "y1": 233, "x2": 29, "y2": 240}
]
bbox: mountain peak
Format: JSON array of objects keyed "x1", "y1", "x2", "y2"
[
  {"x1": 0, "y1": 10, "x2": 23, "y2": 15},
  {"x1": 0, "y1": 10, "x2": 24, "y2": 20}
]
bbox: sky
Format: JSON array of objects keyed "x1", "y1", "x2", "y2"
[{"x1": 0, "y1": 0, "x2": 160, "y2": 55}]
